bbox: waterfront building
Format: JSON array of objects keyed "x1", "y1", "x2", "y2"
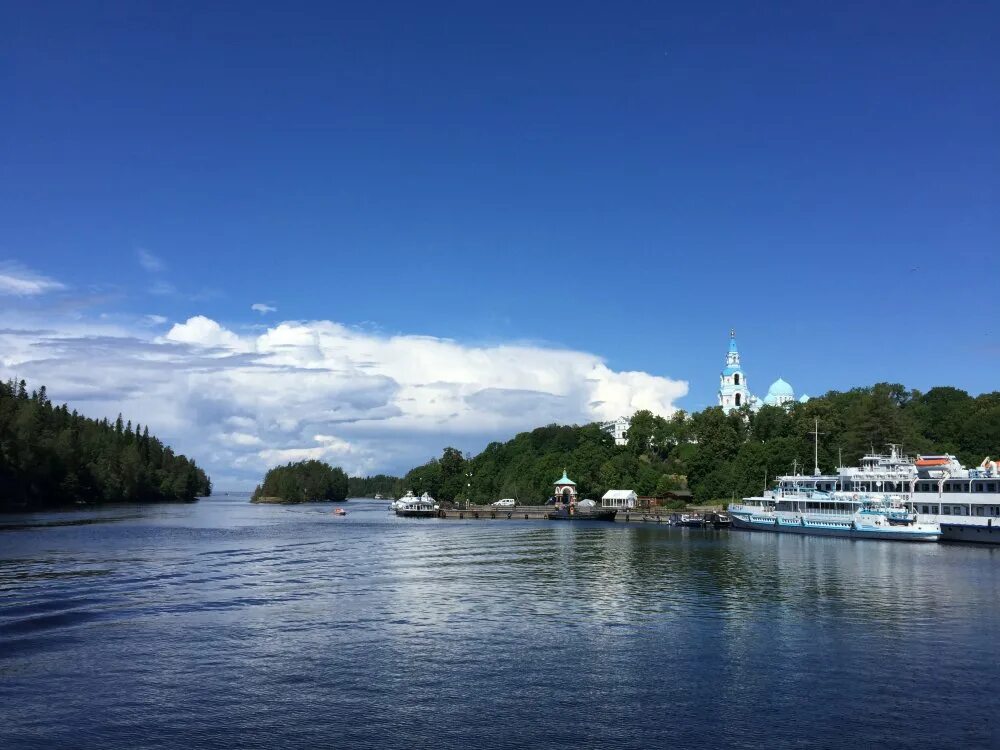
[
  {"x1": 602, "y1": 489, "x2": 637, "y2": 509},
  {"x1": 553, "y1": 469, "x2": 578, "y2": 502},
  {"x1": 601, "y1": 416, "x2": 630, "y2": 446}
]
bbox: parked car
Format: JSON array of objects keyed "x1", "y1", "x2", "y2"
[{"x1": 491, "y1": 498, "x2": 516, "y2": 507}]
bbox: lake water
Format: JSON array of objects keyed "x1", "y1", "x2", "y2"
[{"x1": 1, "y1": 496, "x2": 998, "y2": 749}]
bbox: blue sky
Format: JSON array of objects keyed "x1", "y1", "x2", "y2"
[{"x1": 2, "y1": 2, "x2": 998, "y2": 485}]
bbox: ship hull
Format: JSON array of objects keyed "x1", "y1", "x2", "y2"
[
  {"x1": 939, "y1": 522, "x2": 1000, "y2": 544},
  {"x1": 394, "y1": 509, "x2": 438, "y2": 518},
  {"x1": 731, "y1": 514, "x2": 940, "y2": 542}
]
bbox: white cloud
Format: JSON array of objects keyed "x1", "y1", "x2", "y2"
[
  {"x1": 251, "y1": 303, "x2": 277, "y2": 314},
  {"x1": 144, "y1": 314, "x2": 168, "y2": 325},
  {"x1": 0, "y1": 262, "x2": 66, "y2": 296},
  {"x1": 0, "y1": 313, "x2": 688, "y2": 489},
  {"x1": 136, "y1": 248, "x2": 165, "y2": 273},
  {"x1": 219, "y1": 431, "x2": 264, "y2": 447},
  {"x1": 163, "y1": 315, "x2": 248, "y2": 351}
]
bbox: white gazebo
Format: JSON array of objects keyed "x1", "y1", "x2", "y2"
[{"x1": 602, "y1": 489, "x2": 637, "y2": 509}]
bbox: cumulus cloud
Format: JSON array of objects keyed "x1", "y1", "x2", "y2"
[
  {"x1": 251, "y1": 303, "x2": 277, "y2": 314},
  {"x1": 136, "y1": 248, "x2": 165, "y2": 273},
  {"x1": 164, "y1": 315, "x2": 248, "y2": 352},
  {"x1": 0, "y1": 312, "x2": 688, "y2": 488},
  {"x1": 0, "y1": 262, "x2": 66, "y2": 296}
]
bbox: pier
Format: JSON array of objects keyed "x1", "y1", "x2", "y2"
[{"x1": 436, "y1": 505, "x2": 722, "y2": 523}]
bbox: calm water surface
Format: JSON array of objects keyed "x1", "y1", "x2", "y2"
[{"x1": 1, "y1": 497, "x2": 998, "y2": 749}]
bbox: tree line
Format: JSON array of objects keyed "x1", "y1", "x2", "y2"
[
  {"x1": 347, "y1": 474, "x2": 400, "y2": 498},
  {"x1": 389, "y1": 383, "x2": 999, "y2": 505},
  {"x1": 0, "y1": 379, "x2": 211, "y2": 511}
]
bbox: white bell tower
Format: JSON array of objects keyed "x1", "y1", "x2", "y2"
[{"x1": 718, "y1": 330, "x2": 751, "y2": 414}]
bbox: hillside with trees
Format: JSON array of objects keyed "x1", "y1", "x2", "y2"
[
  {"x1": 347, "y1": 474, "x2": 401, "y2": 498},
  {"x1": 396, "y1": 383, "x2": 1000, "y2": 505},
  {"x1": 252, "y1": 460, "x2": 349, "y2": 503},
  {"x1": 0, "y1": 379, "x2": 211, "y2": 511}
]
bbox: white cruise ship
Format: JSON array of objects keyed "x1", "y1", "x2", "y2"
[
  {"x1": 909, "y1": 455, "x2": 1000, "y2": 543},
  {"x1": 731, "y1": 445, "x2": 1000, "y2": 544},
  {"x1": 833, "y1": 445, "x2": 1000, "y2": 543},
  {"x1": 730, "y1": 472, "x2": 941, "y2": 542}
]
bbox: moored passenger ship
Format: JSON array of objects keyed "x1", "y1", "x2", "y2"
[
  {"x1": 730, "y1": 473, "x2": 942, "y2": 542},
  {"x1": 731, "y1": 446, "x2": 1000, "y2": 544},
  {"x1": 909, "y1": 456, "x2": 1000, "y2": 543}
]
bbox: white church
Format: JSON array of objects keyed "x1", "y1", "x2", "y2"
[{"x1": 718, "y1": 330, "x2": 809, "y2": 414}]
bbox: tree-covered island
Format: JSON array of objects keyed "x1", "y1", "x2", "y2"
[
  {"x1": 251, "y1": 460, "x2": 349, "y2": 504},
  {"x1": 0, "y1": 379, "x2": 211, "y2": 511}
]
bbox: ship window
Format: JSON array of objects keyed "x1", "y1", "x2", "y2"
[{"x1": 989, "y1": 483, "x2": 997, "y2": 492}]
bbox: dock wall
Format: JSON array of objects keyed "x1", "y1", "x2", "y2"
[{"x1": 437, "y1": 506, "x2": 722, "y2": 523}]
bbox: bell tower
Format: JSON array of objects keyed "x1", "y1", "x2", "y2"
[{"x1": 718, "y1": 330, "x2": 751, "y2": 413}]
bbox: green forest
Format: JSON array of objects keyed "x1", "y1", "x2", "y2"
[
  {"x1": 252, "y1": 460, "x2": 349, "y2": 503},
  {"x1": 0, "y1": 379, "x2": 211, "y2": 511},
  {"x1": 387, "y1": 383, "x2": 1000, "y2": 505},
  {"x1": 347, "y1": 474, "x2": 399, "y2": 498}
]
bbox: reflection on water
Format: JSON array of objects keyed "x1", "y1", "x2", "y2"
[{"x1": 1, "y1": 497, "x2": 997, "y2": 750}]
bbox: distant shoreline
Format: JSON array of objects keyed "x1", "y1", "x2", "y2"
[{"x1": 249, "y1": 496, "x2": 348, "y2": 505}]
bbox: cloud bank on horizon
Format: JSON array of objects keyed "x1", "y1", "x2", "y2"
[{"x1": 0, "y1": 264, "x2": 687, "y2": 489}]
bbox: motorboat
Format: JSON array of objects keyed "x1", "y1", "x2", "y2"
[
  {"x1": 711, "y1": 512, "x2": 732, "y2": 528},
  {"x1": 672, "y1": 513, "x2": 706, "y2": 527}
]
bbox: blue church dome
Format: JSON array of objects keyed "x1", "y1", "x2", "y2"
[{"x1": 767, "y1": 377, "x2": 794, "y2": 397}]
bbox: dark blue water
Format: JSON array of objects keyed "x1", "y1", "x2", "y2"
[{"x1": 2, "y1": 497, "x2": 998, "y2": 749}]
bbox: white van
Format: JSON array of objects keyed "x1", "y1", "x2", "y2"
[{"x1": 491, "y1": 498, "x2": 516, "y2": 507}]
